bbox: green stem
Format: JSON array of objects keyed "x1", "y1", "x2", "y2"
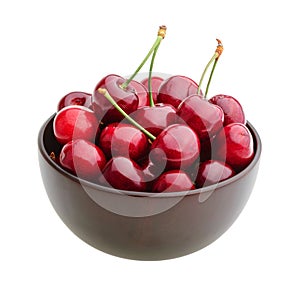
[
  {"x1": 121, "y1": 25, "x2": 167, "y2": 90},
  {"x1": 98, "y1": 88, "x2": 156, "y2": 141},
  {"x1": 197, "y1": 52, "x2": 218, "y2": 96},
  {"x1": 204, "y1": 58, "x2": 218, "y2": 98},
  {"x1": 148, "y1": 42, "x2": 161, "y2": 107},
  {"x1": 197, "y1": 39, "x2": 223, "y2": 99}
]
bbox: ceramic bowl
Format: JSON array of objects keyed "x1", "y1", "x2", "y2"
[{"x1": 38, "y1": 113, "x2": 261, "y2": 260}]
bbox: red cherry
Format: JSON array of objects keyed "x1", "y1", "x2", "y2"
[
  {"x1": 157, "y1": 75, "x2": 199, "y2": 108},
  {"x1": 108, "y1": 25, "x2": 167, "y2": 111},
  {"x1": 140, "y1": 158, "x2": 165, "y2": 191},
  {"x1": 150, "y1": 124, "x2": 200, "y2": 170},
  {"x1": 209, "y1": 94, "x2": 245, "y2": 125},
  {"x1": 128, "y1": 103, "x2": 178, "y2": 136},
  {"x1": 177, "y1": 94, "x2": 224, "y2": 142},
  {"x1": 141, "y1": 76, "x2": 164, "y2": 104},
  {"x1": 53, "y1": 105, "x2": 99, "y2": 144},
  {"x1": 59, "y1": 139, "x2": 106, "y2": 181},
  {"x1": 92, "y1": 25, "x2": 167, "y2": 121},
  {"x1": 99, "y1": 156, "x2": 147, "y2": 192},
  {"x1": 199, "y1": 137, "x2": 213, "y2": 162},
  {"x1": 129, "y1": 79, "x2": 150, "y2": 107},
  {"x1": 98, "y1": 123, "x2": 149, "y2": 161},
  {"x1": 152, "y1": 170, "x2": 195, "y2": 192},
  {"x1": 214, "y1": 123, "x2": 254, "y2": 172},
  {"x1": 92, "y1": 74, "x2": 138, "y2": 124},
  {"x1": 57, "y1": 91, "x2": 92, "y2": 111},
  {"x1": 196, "y1": 160, "x2": 235, "y2": 187}
]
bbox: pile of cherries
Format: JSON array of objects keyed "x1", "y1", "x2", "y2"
[{"x1": 51, "y1": 26, "x2": 254, "y2": 193}]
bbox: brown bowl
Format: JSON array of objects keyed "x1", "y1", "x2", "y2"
[{"x1": 38, "y1": 114, "x2": 261, "y2": 260}]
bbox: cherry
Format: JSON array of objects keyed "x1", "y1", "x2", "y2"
[
  {"x1": 57, "y1": 91, "x2": 92, "y2": 111},
  {"x1": 53, "y1": 105, "x2": 99, "y2": 144},
  {"x1": 213, "y1": 123, "x2": 254, "y2": 172},
  {"x1": 199, "y1": 136, "x2": 214, "y2": 162},
  {"x1": 150, "y1": 124, "x2": 200, "y2": 171},
  {"x1": 175, "y1": 39, "x2": 226, "y2": 159},
  {"x1": 157, "y1": 75, "x2": 199, "y2": 108},
  {"x1": 195, "y1": 160, "x2": 235, "y2": 187},
  {"x1": 125, "y1": 30, "x2": 178, "y2": 138},
  {"x1": 97, "y1": 91, "x2": 200, "y2": 173},
  {"x1": 129, "y1": 80, "x2": 149, "y2": 107},
  {"x1": 59, "y1": 139, "x2": 107, "y2": 181},
  {"x1": 92, "y1": 26, "x2": 167, "y2": 124},
  {"x1": 128, "y1": 103, "x2": 178, "y2": 137},
  {"x1": 141, "y1": 76, "x2": 163, "y2": 104},
  {"x1": 177, "y1": 95, "x2": 224, "y2": 142},
  {"x1": 96, "y1": 89, "x2": 197, "y2": 175},
  {"x1": 98, "y1": 122, "x2": 149, "y2": 161},
  {"x1": 209, "y1": 94, "x2": 246, "y2": 126},
  {"x1": 152, "y1": 170, "x2": 195, "y2": 192},
  {"x1": 176, "y1": 39, "x2": 224, "y2": 143},
  {"x1": 99, "y1": 156, "x2": 147, "y2": 192},
  {"x1": 92, "y1": 74, "x2": 139, "y2": 124},
  {"x1": 97, "y1": 88, "x2": 157, "y2": 142},
  {"x1": 141, "y1": 158, "x2": 166, "y2": 190}
]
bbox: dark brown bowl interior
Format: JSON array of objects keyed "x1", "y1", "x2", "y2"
[{"x1": 38, "y1": 114, "x2": 261, "y2": 260}]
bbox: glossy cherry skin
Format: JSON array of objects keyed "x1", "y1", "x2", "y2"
[
  {"x1": 99, "y1": 156, "x2": 147, "y2": 192},
  {"x1": 53, "y1": 105, "x2": 99, "y2": 144},
  {"x1": 128, "y1": 103, "x2": 178, "y2": 137},
  {"x1": 92, "y1": 74, "x2": 139, "y2": 124},
  {"x1": 157, "y1": 75, "x2": 199, "y2": 108},
  {"x1": 141, "y1": 76, "x2": 164, "y2": 104},
  {"x1": 140, "y1": 158, "x2": 167, "y2": 191},
  {"x1": 150, "y1": 124, "x2": 201, "y2": 171},
  {"x1": 199, "y1": 136, "x2": 213, "y2": 162},
  {"x1": 57, "y1": 91, "x2": 92, "y2": 111},
  {"x1": 213, "y1": 123, "x2": 254, "y2": 172},
  {"x1": 59, "y1": 139, "x2": 106, "y2": 181},
  {"x1": 209, "y1": 94, "x2": 246, "y2": 126},
  {"x1": 129, "y1": 79, "x2": 149, "y2": 107},
  {"x1": 177, "y1": 95, "x2": 224, "y2": 142},
  {"x1": 98, "y1": 123, "x2": 149, "y2": 161},
  {"x1": 152, "y1": 170, "x2": 195, "y2": 192},
  {"x1": 196, "y1": 160, "x2": 235, "y2": 188}
]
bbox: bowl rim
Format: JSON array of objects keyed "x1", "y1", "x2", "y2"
[{"x1": 38, "y1": 113, "x2": 262, "y2": 198}]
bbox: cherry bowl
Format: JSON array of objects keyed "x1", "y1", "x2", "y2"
[{"x1": 38, "y1": 114, "x2": 261, "y2": 260}]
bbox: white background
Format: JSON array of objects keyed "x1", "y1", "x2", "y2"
[{"x1": 1, "y1": 0, "x2": 299, "y2": 287}]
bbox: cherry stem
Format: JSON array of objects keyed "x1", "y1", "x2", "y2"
[
  {"x1": 197, "y1": 39, "x2": 223, "y2": 98},
  {"x1": 97, "y1": 88, "x2": 156, "y2": 141},
  {"x1": 197, "y1": 53, "x2": 217, "y2": 95},
  {"x1": 204, "y1": 58, "x2": 218, "y2": 98},
  {"x1": 121, "y1": 25, "x2": 167, "y2": 90},
  {"x1": 148, "y1": 42, "x2": 161, "y2": 107},
  {"x1": 50, "y1": 152, "x2": 56, "y2": 161}
]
